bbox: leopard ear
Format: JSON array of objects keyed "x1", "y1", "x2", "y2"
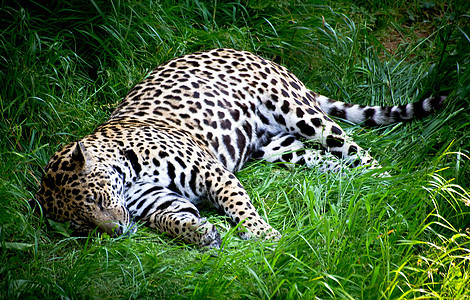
[{"x1": 71, "y1": 141, "x2": 87, "y2": 164}]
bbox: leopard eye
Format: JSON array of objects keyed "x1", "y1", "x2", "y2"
[{"x1": 85, "y1": 195, "x2": 95, "y2": 203}]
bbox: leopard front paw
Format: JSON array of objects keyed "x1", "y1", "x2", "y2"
[
  {"x1": 237, "y1": 224, "x2": 281, "y2": 241},
  {"x1": 189, "y1": 218, "x2": 222, "y2": 249}
]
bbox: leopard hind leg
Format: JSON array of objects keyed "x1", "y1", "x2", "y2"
[
  {"x1": 253, "y1": 133, "x2": 346, "y2": 172},
  {"x1": 261, "y1": 92, "x2": 381, "y2": 169}
]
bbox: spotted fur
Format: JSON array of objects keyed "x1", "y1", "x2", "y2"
[{"x1": 34, "y1": 49, "x2": 444, "y2": 248}]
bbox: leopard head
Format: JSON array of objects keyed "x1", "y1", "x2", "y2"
[{"x1": 35, "y1": 141, "x2": 135, "y2": 236}]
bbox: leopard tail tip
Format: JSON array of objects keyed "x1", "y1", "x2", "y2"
[{"x1": 425, "y1": 95, "x2": 447, "y2": 112}]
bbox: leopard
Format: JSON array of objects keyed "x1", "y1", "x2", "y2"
[{"x1": 33, "y1": 48, "x2": 444, "y2": 248}]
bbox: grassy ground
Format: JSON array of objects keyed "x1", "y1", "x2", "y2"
[{"x1": 1, "y1": 0, "x2": 470, "y2": 298}]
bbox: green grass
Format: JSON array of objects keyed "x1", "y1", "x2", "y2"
[{"x1": 1, "y1": 0, "x2": 470, "y2": 298}]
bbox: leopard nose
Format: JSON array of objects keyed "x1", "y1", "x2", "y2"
[{"x1": 112, "y1": 221, "x2": 137, "y2": 237}]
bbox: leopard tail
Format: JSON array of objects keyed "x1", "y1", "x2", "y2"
[{"x1": 314, "y1": 93, "x2": 445, "y2": 126}]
